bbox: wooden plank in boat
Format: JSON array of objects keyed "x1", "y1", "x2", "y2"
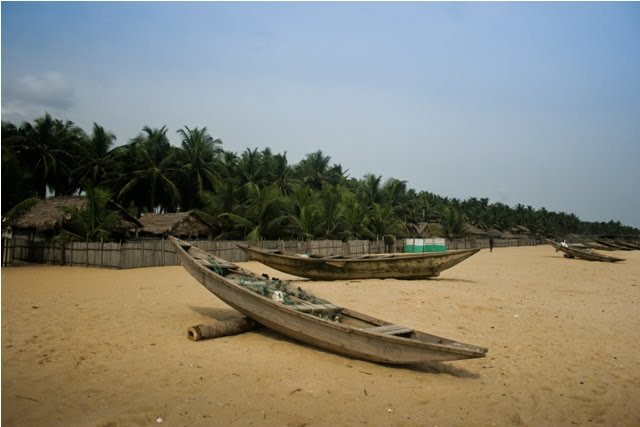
[
  {"x1": 367, "y1": 324, "x2": 414, "y2": 335},
  {"x1": 325, "y1": 261, "x2": 347, "y2": 268},
  {"x1": 288, "y1": 303, "x2": 341, "y2": 313}
]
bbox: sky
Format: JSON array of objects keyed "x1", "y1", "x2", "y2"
[{"x1": 2, "y1": 2, "x2": 639, "y2": 228}]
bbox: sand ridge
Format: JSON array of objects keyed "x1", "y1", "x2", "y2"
[{"x1": 2, "y1": 245, "x2": 640, "y2": 426}]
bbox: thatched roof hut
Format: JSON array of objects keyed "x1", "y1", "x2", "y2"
[
  {"x1": 487, "y1": 229, "x2": 502, "y2": 238},
  {"x1": 511, "y1": 225, "x2": 531, "y2": 235},
  {"x1": 138, "y1": 212, "x2": 212, "y2": 238},
  {"x1": 500, "y1": 231, "x2": 517, "y2": 239},
  {"x1": 409, "y1": 222, "x2": 445, "y2": 238},
  {"x1": 8, "y1": 196, "x2": 142, "y2": 234},
  {"x1": 10, "y1": 196, "x2": 84, "y2": 232},
  {"x1": 463, "y1": 224, "x2": 488, "y2": 236}
]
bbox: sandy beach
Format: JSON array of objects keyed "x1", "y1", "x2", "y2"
[{"x1": 2, "y1": 245, "x2": 639, "y2": 426}]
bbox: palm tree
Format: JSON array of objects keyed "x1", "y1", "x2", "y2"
[
  {"x1": 485, "y1": 202, "x2": 512, "y2": 231},
  {"x1": 176, "y1": 126, "x2": 222, "y2": 210},
  {"x1": 237, "y1": 147, "x2": 264, "y2": 185},
  {"x1": 358, "y1": 174, "x2": 384, "y2": 209},
  {"x1": 2, "y1": 122, "x2": 35, "y2": 211},
  {"x1": 115, "y1": 126, "x2": 180, "y2": 214},
  {"x1": 73, "y1": 123, "x2": 117, "y2": 191},
  {"x1": 460, "y1": 197, "x2": 490, "y2": 230},
  {"x1": 271, "y1": 152, "x2": 296, "y2": 195},
  {"x1": 196, "y1": 177, "x2": 244, "y2": 238},
  {"x1": 338, "y1": 191, "x2": 373, "y2": 240},
  {"x1": 57, "y1": 185, "x2": 123, "y2": 242},
  {"x1": 11, "y1": 114, "x2": 85, "y2": 197},
  {"x1": 441, "y1": 206, "x2": 467, "y2": 239},
  {"x1": 217, "y1": 151, "x2": 240, "y2": 179},
  {"x1": 317, "y1": 183, "x2": 344, "y2": 239},
  {"x1": 295, "y1": 150, "x2": 332, "y2": 190},
  {"x1": 382, "y1": 178, "x2": 409, "y2": 216},
  {"x1": 220, "y1": 183, "x2": 287, "y2": 240},
  {"x1": 367, "y1": 202, "x2": 406, "y2": 240},
  {"x1": 286, "y1": 183, "x2": 321, "y2": 240},
  {"x1": 407, "y1": 191, "x2": 440, "y2": 225}
]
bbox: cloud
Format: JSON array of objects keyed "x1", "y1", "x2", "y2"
[{"x1": 2, "y1": 71, "x2": 76, "y2": 122}]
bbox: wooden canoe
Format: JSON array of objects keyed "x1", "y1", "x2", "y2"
[
  {"x1": 620, "y1": 241, "x2": 640, "y2": 250},
  {"x1": 170, "y1": 237, "x2": 487, "y2": 364},
  {"x1": 594, "y1": 239, "x2": 633, "y2": 251},
  {"x1": 236, "y1": 245, "x2": 480, "y2": 280},
  {"x1": 546, "y1": 239, "x2": 625, "y2": 263}
]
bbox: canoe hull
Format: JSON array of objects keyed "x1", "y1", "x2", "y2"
[
  {"x1": 238, "y1": 245, "x2": 480, "y2": 280},
  {"x1": 170, "y1": 237, "x2": 487, "y2": 364},
  {"x1": 546, "y1": 240, "x2": 624, "y2": 263}
]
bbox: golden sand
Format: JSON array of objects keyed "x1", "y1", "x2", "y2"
[{"x1": 2, "y1": 246, "x2": 639, "y2": 426}]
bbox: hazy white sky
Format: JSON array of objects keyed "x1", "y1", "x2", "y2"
[{"x1": 2, "y1": 2, "x2": 639, "y2": 227}]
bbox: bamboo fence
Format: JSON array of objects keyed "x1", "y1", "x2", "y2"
[{"x1": 2, "y1": 235, "x2": 542, "y2": 269}]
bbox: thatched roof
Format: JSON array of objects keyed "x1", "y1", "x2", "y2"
[
  {"x1": 409, "y1": 222, "x2": 445, "y2": 238},
  {"x1": 9, "y1": 196, "x2": 84, "y2": 231},
  {"x1": 511, "y1": 225, "x2": 531, "y2": 234},
  {"x1": 463, "y1": 223, "x2": 488, "y2": 236},
  {"x1": 138, "y1": 212, "x2": 212, "y2": 237},
  {"x1": 487, "y1": 229, "x2": 502, "y2": 238},
  {"x1": 8, "y1": 196, "x2": 142, "y2": 232}
]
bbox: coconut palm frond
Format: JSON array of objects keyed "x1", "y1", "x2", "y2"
[{"x1": 219, "y1": 212, "x2": 253, "y2": 228}]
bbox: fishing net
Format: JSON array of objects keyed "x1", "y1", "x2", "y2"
[{"x1": 207, "y1": 257, "x2": 341, "y2": 321}]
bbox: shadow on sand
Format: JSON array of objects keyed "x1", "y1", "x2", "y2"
[
  {"x1": 257, "y1": 328, "x2": 482, "y2": 378},
  {"x1": 428, "y1": 277, "x2": 478, "y2": 285},
  {"x1": 188, "y1": 307, "x2": 482, "y2": 379}
]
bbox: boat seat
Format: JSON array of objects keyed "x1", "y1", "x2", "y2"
[
  {"x1": 367, "y1": 324, "x2": 414, "y2": 335},
  {"x1": 197, "y1": 258, "x2": 236, "y2": 270},
  {"x1": 288, "y1": 303, "x2": 341, "y2": 313}
]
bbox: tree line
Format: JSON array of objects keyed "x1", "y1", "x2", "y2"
[{"x1": 2, "y1": 113, "x2": 638, "y2": 242}]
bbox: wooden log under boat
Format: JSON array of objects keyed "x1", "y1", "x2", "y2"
[{"x1": 187, "y1": 317, "x2": 261, "y2": 341}]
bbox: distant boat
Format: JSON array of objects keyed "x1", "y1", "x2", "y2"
[
  {"x1": 546, "y1": 239, "x2": 625, "y2": 263},
  {"x1": 621, "y1": 241, "x2": 640, "y2": 250},
  {"x1": 594, "y1": 239, "x2": 633, "y2": 251},
  {"x1": 170, "y1": 237, "x2": 487, "y2": 364},
  {"x1": 579, "y1": 242, "x2": 616, "y2": 251},
  {"x1": 611, "y1": 240, "x2": 640, "y2": 250},
  {"x1": 237, "y1": 245, "x2": 480, "y2": 281}
]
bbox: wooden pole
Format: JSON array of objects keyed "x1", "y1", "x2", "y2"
[{"x1": 187, "y1": 317, "x2": 260, "y2": 341}]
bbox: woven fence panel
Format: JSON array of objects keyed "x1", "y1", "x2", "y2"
[{"x1": 5, "y1": 237, "x2": 543, "y2": 269}]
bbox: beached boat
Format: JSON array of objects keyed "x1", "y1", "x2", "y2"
[
  {"x1": 594, "y1": 239, "x2": 633, "y2": 251},
  {"x1": 546, "y1": 239, "x2": 625, "y2": 263},
  {"x1": 579, "y1": 241, "x2": 616, "y2": 251},
  {"x1": 236, "y1": 245, "x2": 480, "y2": 280},
  {"x1": 615, "y1": 241, "x2": 640, "y2": 250},
  {"x1": 170, "y1": 237, "x2": 488, "y2": 364}
]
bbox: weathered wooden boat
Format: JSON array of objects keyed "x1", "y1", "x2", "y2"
[
  {"x1": 236, "y1": 245, "x2": 480, "y2": 280},
  {"x1": 594, "y1": 239, "x2": 632, "y2": 251},
  {"x1": 170, "y1": 237, "x2": 488, "y2": 364},
  {"x1": 546, "y1": 239, "x2": 625, "y2": 263},
  {"x1": 580, "y1": 241, "x2": 616, "y2": 251},
  {"x1": 612, "y1": 240, "x2": 640, "y2": 250}
]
